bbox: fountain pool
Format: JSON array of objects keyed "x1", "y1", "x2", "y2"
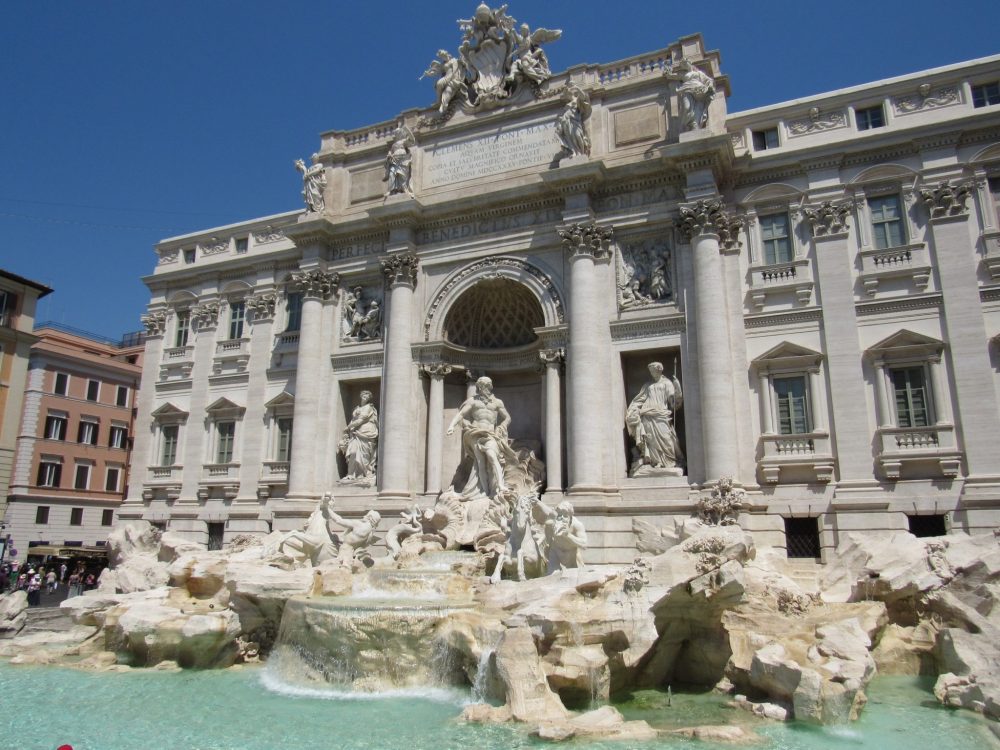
[{"x1": 0, "y1": 664, "x2": 994, "y2": 750}]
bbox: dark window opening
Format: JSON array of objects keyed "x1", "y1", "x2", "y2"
[
  {"x1": 907, "y1": 514, "x2": 947, "y2": 538},
  {"x1": 207, "y1": 522, "x2": 225, "y2": 551},
  {"x1": 784, "y1": 516, "x2": 821, "y2": 558}
]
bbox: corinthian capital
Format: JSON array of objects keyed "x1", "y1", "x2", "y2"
[
  {"x1": 558, "y1": 222, "x2": 613, "y2": 260},
  {"x1": 190, "y1": 301, "x2": 221, "y2": 329},
  {"x1": 245, "y1": 291, "x2": 278, "y2": 320},
  {"x1": 679, "y1": 200, "x2": 743, "y2": 251},
  {"x1": 804, "y1": 200, "x2": 853, "y2": 237},
  {"x1": 141, "y1": 310, "x2": 167, "y2": 336},
  {"x1": 920, "y1": 181, "x2": 972, "y2": 220},
  {"x1": 380, "y1": 253, "x2": 419, "y2": 288},
  {"x1": 289, "y1": 269, "x2": 339, "y2": 299}
]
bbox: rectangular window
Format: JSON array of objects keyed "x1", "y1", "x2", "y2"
[
  {"x1": 102, "y1": 509, "x2": 114, "y2": 526},
  {"x1": 774, "y1": 376, "x2": 810, "y2": 435},
  {"x1": 855, "y1": 105, "x2": 885, "y2": 130},
  {"x1": 175, "y1": 310, "x2": 190, "y2": 348},
  {"x1": 70, "y1": 507, "x2": 84, "y2": 526},
  {"x1": 235, "y1": 237, "x2": 249, "y2": 254},
  {"x1": 989, "y1": 177, "x2": 1000, "y2": 227},
  {"x1": 285, "y1": 293, "x2": 303, "y2": 332},
  {"x1": 752, "y1": 128, "x2": 779, "y2": 151},
  {"x1": 86, "y1": 379, "x2": 100, "y2": 402},
  {"x1": 161, "y1": 424, "x2": 179, "y2": 465},
  {"x1": 216, "y1": 421, "x2": 236, "y2": 464},
  {"x1": 35, "y1": 506, "x2": 50, "y2": 525},
  {"x1": 277, "y1": 418, "x2": 293, "y2": 462},
  {"x1": 972, "y1": 81, "x2": 1000, "y2": 108},
  {"x1": 784, "y1": 517, "x2": 821, "y2": 558},
  {"x1": 44, "y1": 413, "x2": 67, "y2": 441},
  {"x1": 892, "y1": 366, "x2": 929, "y2": 428},
  {"x1": 116, "y1": 385, "x2": 129, "y2": 407},
  {"x1": 0, "y1": 290, "x2": 16, "y2": 327},
  {"x1": 759, "y1": 213, "x2": 793, "y2": 264},
  {"x1": 183, "y1": 248, "x2": 196, "y2": 264},
  {"x1": 869, "y1": 195, "x2": 906, "y2": 249},
  {"x1": 105, "y1": 467, "x2": 121, "y2": 492},
  {"x1": 207, "y1": 522, "x2": 225, "y2": 551},
  {"x1": 77, "y1": 420, "x2": 99, "y2": 445},
  {"x1": 37, "y1": 462, "x2": 61, "y2": 488},
  {"x1": 109, "y1": 425, "x2": 128, "y2": 450},
  {"x1": 907, "y1": 513, "x2": 946, "y2": 538},
  {"x1": 53, "y1": 372, "x2": 69, "y2": 396},
  {"x1": 228, "y1": 301, "x2": 246, "y2": 340},
  {"x1": 74, "y1": 464, "x2": 91, "y2": 490}
]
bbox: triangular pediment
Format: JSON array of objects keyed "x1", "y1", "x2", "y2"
[
  {"x1": 754, "y1": 341, "x2": 822, "y2": 362},
  {"x1": 205, "y1": 397, "x2": 245, "y2": 415},
  {"x1": 868, "y1": 329, "x2": 943, "y2": 354},
  {"x1": 264, "y1": 391, "x2": 294, "y2": 409},
  {"x1": 150, "y1": 402, "x2": 189, "y2": 422}
]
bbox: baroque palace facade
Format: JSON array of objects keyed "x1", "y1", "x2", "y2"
[{"x1": 123, "y1": 10, "x2": 1000, "y2": 563}]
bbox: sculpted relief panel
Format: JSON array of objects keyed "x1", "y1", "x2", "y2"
[{"x1": 617, "y1": 238, "x2": 673, "y2": 309}]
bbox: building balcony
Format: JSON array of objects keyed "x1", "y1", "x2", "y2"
[
  {"x1": 859, "y1": 242, "x2": 931, "y2": 296},
  {"x1": 159, "y1": 346, "x2": 194, "y2": 380},
  {"x1": 748, "y1": 258, "x2": 813, "y2": 309},
  {"x1": 149, "y1": 465, "x2": 182, "y2": 481},
  {"x1": 274, "y1": 331, "x2": 300, "y2": 350},
  {"x1": 213, "y1": 338, "x2": 250, "y2": 374},
  {"x1": 261, "y1": 460, "x2": 290, "y2": 481},
  {"x1": 876, "y1": 424, "x2": 961, "y2": 480},
  {"x1": 758, "y1": 431, "x2": 834, "y2": 484}
]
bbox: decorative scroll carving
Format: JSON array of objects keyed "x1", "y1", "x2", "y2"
[
  {"x1": 380, "y1": 253, "x2": 420, "y2": 288},
  {"x1": 558, "y1": 222, "x2": 614, "y2": 260},
  {"x1": 804, "y1": 200, "x2": 853, "y2": 237},
  {"x1": 245, "y1": 292, "x2": 278, "y2": 320},
  {"x1": 730, "y1": 132, "x2": 746, "y2": 149},
  {"x1": 617, "y1": 239, "x2": 672, "y2": 309},
  {"x1": 157, "y1": 249, "x2": 179, "y2": 265},
  {"x1": 555, "y1": 85, "x2": 591, "y2": 161},
  {"x1": 295, "y1": 156, "x2": 326, "y2": 213},
  {"x1": 424, "y1": 255, "x2": 565, "y2": 339},
  {"x1": 538, "y1": 348, "x2": 564, "y2": 366},
  {"x1": 664, "y1": 59, "x2": 715, "y2": 131},
  {"x1": 892, "y1": 85, "x2": 960, "y2": 115},
  {"x1": 920, "y1": 182, "x2": 972, "y2": 219},
  {"x1": 340, "y1": 285, "x2": 383, "y2": 342},
  {"x1": 679, "y1": 200, "x2": 743, "y2": 251},
  {"x1": 384, "y1": 126, "x2": 415, "y2": 197},
  {"x1": 422, "y1": 363, "x2": 454, "y2": 379},
  {"x1": 141, "y1": 311, "x2": 167, "y2": 336},
  {"x1": 786, "y1": 108, "x2": 847, "y2": 137},
  {"x1": 199, "y1": 237, "x2": 229, "y2": 256},
  {"x1": 191, "y1": 301, "x2": 221, "y2": 329},
  {"x1": 419, "y1": 4, "x2": 561, "y2": 124},
  {"x1": 289, "y1": 269, "x2": 339, "y2": 299},
  {"x1": 252, "y1": 226, "x2": 285, "y2": 244}
]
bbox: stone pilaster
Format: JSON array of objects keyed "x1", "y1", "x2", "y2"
[
  {"x1": 422, "y1": 364, "x2": 451, "y2": 495},
  {"x1": 286, "y1": 269, "x2": 338, "y2": 500},
  {"x1": 180, "y1": 298, "x2": 221, "y2": 503},
  {"x1": 239, "y1": 289, "x2": 277, "y2": 501},
  {"x1": 679, "y1": 200, "x2": 739, "y2": 483},
  {"x1": 379, "y1": 253, "x2": 419, "y2": 499},
  {"x1": 539, "y1": 348, "x2": 564, "y2": 492},
  {"x1": 559, "y1": 222, "x2": 613, "y2": 492},
  {"x1": 124, "y1": 309, "x2": 168, "y2": 506}
]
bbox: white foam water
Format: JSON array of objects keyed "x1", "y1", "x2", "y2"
[{"x1": 258, "y1": 665, "x2": 471, "y2": 706}]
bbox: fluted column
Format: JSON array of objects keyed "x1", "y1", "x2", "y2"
[
  {"x1": 379, "y1": 253, "x2": 419, "y2": 499},
  {"x1": 560, "y1": 223, "x2": 613, "y2": 491},
  {"x1": 423, "y1": 364, "x2": 451, "y2": 495},
  {"x1": 286, "y1": 269, "x2": 337, "y2": 500},
  {"x1": 757, "y1": 371, "x2": 774, "y2": 436},
  {"x1": 540, "y1": 349, "x2": 564, "y2": 492},
  {"x1": 680, "y1": 200, "x2": 739, "y2": 483}
]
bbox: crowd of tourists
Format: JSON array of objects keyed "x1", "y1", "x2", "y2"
[{"x1": 0, "y1": 561, "x2": 102, "y2": 604}]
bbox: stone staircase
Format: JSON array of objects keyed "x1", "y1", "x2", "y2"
[
  {"x1": 783, "y1": 558, "x2": 825, "y2": 595},
  {"x1": 21, "y1": 606, "x2": 77, "y2": 635}
]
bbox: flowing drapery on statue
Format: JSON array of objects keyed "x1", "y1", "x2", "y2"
[
  {"x1": 338, "y1": 391, "x2": 378, "y2": 486},
  {"x1": 625, "y1": 361, "x2": 685, "y2": 477}
]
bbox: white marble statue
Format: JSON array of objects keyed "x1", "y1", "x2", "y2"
[
  {"x1": 384, "y1": 126, "x2": 415, "y2": 196},
  {"x1": 666, "y1": 59, "x2": 715, "y2": 131},
  {"x1": 534, "y1": 497, "x2": 587, "y2": 573},
  {"x1": 338, "y1": 391, "x2": 378, "y2": 485},
  {"x1": 445, "y1": 376, "x2": 515, "y2": 501},
  {"x1": 618, "y1": 241, "x2": 672, "y2": 308},
  {"x1": 341, "y1": 287, "x2": 382, "y2": 342},
  {"x1": 294, "y1": 157, "x2": 326, "y2": 213},
  {"x1": 274, "y1": 494, "x2": 337, "y2": 565},
  {"x1": 555, "y1": 85, "x2": 591, "y2": 161},
  {"x1": 324, "y1": 501, "x2": 382, "y2": 566},
  {"x1": 626, "y1": 361, "x2": 685, "y2": 477},
  {"x1": 421, "y1": 49, "x2": 466, "y2": 115},
  {"x1": 477, "y1": 492, "x2": 544, "y2": 583}
]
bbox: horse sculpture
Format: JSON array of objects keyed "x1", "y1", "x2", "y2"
[{"x1": 479, "y1": 492, "x2": 544, "y2": 583}]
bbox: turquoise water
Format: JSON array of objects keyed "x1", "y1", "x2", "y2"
[{"x1": 0, "y1": 664, "x2": 995, "y2": 750}]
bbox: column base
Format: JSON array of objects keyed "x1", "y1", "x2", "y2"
[
  {"x1": 960, "y1": 476, "x2": 1000, "y2": 506},
  {"x1": 378, "y1": 489, "x2": 415, "y2": 502}
]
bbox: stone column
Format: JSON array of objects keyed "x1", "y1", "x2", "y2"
[
  {"x1": 179, "y1": 299, "x2": 222, "y2": 503},
  {"x1": 540, "y1": 348, "x2": 564, "y2": 492},
  {"x1": 379, "y1": 253, "x2": 419, "y2": 499},
  {"x1": 679, "y1": 200, "x2": 739, "y2": 483},
  {"x1": 872, "y1": 359, "x2": 891, "y2": 428},
  {"x1": 808, "y1": 368, "x2": 827, "y2": 433},
  {"x1": 757, "y1": 372, "x2": 774, "y2": 435},
  {"x1": 286, "y1": 269, "x2": 338, "y2": 500},
  {"x1": 239, "y1": 291, "x2": 278, "y2": 501},
  {"x1": 928, "y1": 355, "x2": 951, "y2": 425},
  {"x1": 559, "y1": 223, "x2": 613, "y2": 492},
  {"x1": 124, "y1": 310, "x2": 169, "y2": 506},
  {"x1": 423, "y1": 364, "x2": 451, "y2": 495}
]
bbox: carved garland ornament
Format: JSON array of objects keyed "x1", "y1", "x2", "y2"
[
  {"x1": 253, "y1": 226, "x2": 285, "y2": 244},
  {"x1": 424, "y1": 256, "x2": 565, "y2": 340},
  {"x1": 804, "y1": 200, "x2": 853, "y2": 237},
  {"x1": 289, "y1": 269, "x2": 339, "y2": 299},
  {"x1": 381, "y1": 253, "x2": 420, "y2": 288},
  {"x1": 559, "y1": 222, "x2": 614, "y2": 260},
  {"x1": 892, "y1": 85, "x2": 960, "y2": 115}
]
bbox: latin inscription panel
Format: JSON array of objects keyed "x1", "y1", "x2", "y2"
[{"x1": 423, "y1": 122, "x2": 560, "y2": 188}]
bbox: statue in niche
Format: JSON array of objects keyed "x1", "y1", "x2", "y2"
[
  {"x1": 384, "y1": 126, "x2": 415, "y2": 197},
  {"x1": 294, "y1": 156, "x2": 326, "y2": 213},
  {"x1": 626, "y1": 361, "x2": 685, "y2": 477},
  {"x1": 421, "y1": 49, "x2": 466, "y2": 115},
  {"x1": 618, "y1": 241, "x2": 672, "y2": 309},
  {"x1": 555, "y1": 85, "x2": 591, "y2": 162},
  {"x1": 665, "y1": 59, "x2": 715, "y2": 131},
  {"x1": 341, "y1": 287, "x2": 382, "y2": 342},
  {"x1": 338, "y1": 391, "x2": 378, "y2": 486}
]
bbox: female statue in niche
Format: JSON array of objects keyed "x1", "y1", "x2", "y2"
[
  {"x1": 338, "y1": 390, "x2": 378, "y2": 485},
  {"x1": 625, "y1": 361, "x2": 684, "y2": 477}
]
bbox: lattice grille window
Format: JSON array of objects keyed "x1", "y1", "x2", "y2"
[{"x1": 444, "y1": 279, "x2": 543, "y2": 349}]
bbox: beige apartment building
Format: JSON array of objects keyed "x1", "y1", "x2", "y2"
[{"x1": 4, "y1": 324, "x2": 144, "y2": 560}]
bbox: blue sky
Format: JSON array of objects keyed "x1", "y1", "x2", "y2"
[{"x1": 2, "y1": 0, "x2": 999, "y2": 339}]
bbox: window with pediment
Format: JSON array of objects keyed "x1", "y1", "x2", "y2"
[{"x1": 150, "y1": 403, "x2": 189, "y2": 468}]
